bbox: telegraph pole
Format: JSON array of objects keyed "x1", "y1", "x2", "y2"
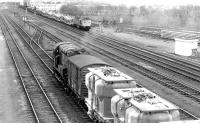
[{"x1": 26, "y1": 6, "x2": 27, "y2": 17}]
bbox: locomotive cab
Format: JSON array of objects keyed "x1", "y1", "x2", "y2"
[
  {"x1": 85, "y1": 67, "x2": 137, "y2": 122},
  {"x1": 53, "y1": 42, "x2": 86, "y2": 83},
  {"x1": 80, "y1": 17, "x2": 91, "y2": 31},
  {"x1": 111, "y1": 88, "x2": 180, "y2": 123}
]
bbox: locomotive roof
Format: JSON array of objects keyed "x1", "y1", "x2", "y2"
[
  {"x1": 59, "y1": 44, "x2": 85, "y2": 54},
  {"x1": 114, "y1": 88, "x2": 179, "y2": 112},
  {"x1": 68, "y1": 55, "x2": 110, "y2": 69},
  {"x1": 53, "y1": 42, "x2": 73, "y2": 50},
  {"x1": 88, "y1": 67, "x2": 134, "y2": 82},
  {"x1": 54, "y1": 42, "x2": 85, "y2": 54}
]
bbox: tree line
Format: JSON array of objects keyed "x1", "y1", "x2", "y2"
[
  {"x1": 130, "y1": 5, "x2": 200, "y2": 29},
  {"x1": 59, "y1": 4, "x2": 200, "y2": 29}
]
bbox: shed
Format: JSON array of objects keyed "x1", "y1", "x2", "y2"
[{"x1": 175, "y1": 38, "x2": 198, "y2": 56}]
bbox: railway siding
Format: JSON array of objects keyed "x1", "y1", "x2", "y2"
[
  {"x1": 4, "y1": 14, "x2": 93, "y2": 123},
  {"x1": 17, "y1": 17, "x2": 199, "y2": 120},
  {"x1": 1, "y1": 15, "x2": 64, "y2": 123}
]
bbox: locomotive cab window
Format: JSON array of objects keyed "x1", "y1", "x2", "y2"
[{"x1": 55, "y1": 49, "x2": 60, "y2": 67}]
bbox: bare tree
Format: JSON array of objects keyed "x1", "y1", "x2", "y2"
[{"x1": 59, "y1": 4, "x2": 83, "y2": 17}]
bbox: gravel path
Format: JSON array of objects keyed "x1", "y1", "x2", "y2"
[{"x1": 0, "y1": 29, "x2": 33, "y2": 123}]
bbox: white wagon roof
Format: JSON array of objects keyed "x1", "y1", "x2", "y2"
[
  {"x1": 114, "y1": 88, "x2": 179, "y2": 112},
  {"x1": 88, "y1": 67, "x2": 134, "y2": 83}
]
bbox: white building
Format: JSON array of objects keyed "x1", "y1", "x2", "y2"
[
  {"x1": 30, "y1": 0, "x2": 64, "y2": 12},
  {"x1": 174, "y1": 38, "x2": 198, "y2": 56}
]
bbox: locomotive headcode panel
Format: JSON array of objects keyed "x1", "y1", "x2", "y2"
[
  {"x1": 111, "y1": 88, "x2": 180, "y2": 123},
  {"x1": 85, "y1": 67, "x2": 137, "y2": 121}
]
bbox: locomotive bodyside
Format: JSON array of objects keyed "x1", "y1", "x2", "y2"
[{"x1": 73, "y1": 17, "x2": 91, "y2": 31}]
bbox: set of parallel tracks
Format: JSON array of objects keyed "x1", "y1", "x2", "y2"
[
  {"x1": 3, "y1": 14, "x2": 92, "y2": 123},
  {"x1": 119, "y1": 24, "x2": 200, "y2": 40},
  {"x1": 29, "y1": 14, "x2": 200, "y2": 105},
  {"x1": 14, "y1": 13, "x2": 199, "y2": 120},
  {"x1": 5, "y1": 9, "x2": 200, "y2": 120},
  {"x1": 0, "y1": 16, "x2": 62, "y2": 123}
]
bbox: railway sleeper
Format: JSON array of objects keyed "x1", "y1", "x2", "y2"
[{"x1": 88, "y1": 110, "x2": 106, "y2": 123}]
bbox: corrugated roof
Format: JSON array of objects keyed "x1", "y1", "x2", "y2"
[
  {"x1": 53, "y1": 42, "x2": 72, "y2": 50},
  {"x1": 53, "y1": 42, "x2": 85, "y2": 56},
  {"x1": 59, "y1": 43, "x2": 85, "y2": 54},
  {"x1": 68, "y1": 54, "x2": 110, "y2": 69}
]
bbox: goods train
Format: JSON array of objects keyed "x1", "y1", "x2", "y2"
[
  {"x1": 19, "y1": 6, "x2": 92, "y2": 31},
  {"x1": 52, "y1": 42, "x2": 182, "y2": 123}
]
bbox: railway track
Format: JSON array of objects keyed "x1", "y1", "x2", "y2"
[
  {"x1": 5, "y1": 8, "x2": 200, "y2": 119},
  {"x1": 4, "y1": 14, "x2": 93, "y2": 123},
  {"x1": 122, "y1": 24, "x2": 200, "y2": 40},
  {"x1": 70, "y1": 25, "x2": 200, "y2": 80},
  {"x1": 0, "y1": 16, "x2": 63, "y2": 123},
  {"x1": 32, "y1": 28, "x2": 43, "y2": 44},
  {"x1": 12, "y1": 14, "x2": 199, "y2": 120},
  {"x1": 47, "y1": 17, "x2": 200, "y2": 82},
  {"x1": 32, "y1": 12, "x2": 200, "y2": 82}
]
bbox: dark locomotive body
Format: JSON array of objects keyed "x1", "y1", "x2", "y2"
[
  {"x1": 53, "y1": 42, "x2": 86, "y2": 86},
  {"x1": 53, "y1": 42, "x2": 110, "y2": 108}
]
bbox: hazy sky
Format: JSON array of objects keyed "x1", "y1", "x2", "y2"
[
  {"x1": 97, "y1": 0, "x2": 200, "y2": 7},
  {"x1": 1, "y1": 0, "x2": 200, "y2": 7}
]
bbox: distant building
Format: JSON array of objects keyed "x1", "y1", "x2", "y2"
[
  {"x1": 30, "y1": 0, "x2": 63, "y2": 12},
  {"x1": 84, "y1": 3, "x2": 130, "y2": 22}
]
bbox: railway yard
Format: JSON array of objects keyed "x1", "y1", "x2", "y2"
[{"x1": 0, "y1": 5, "x2": 200, "y2": 123}]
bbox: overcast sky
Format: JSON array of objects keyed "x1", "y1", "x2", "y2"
[
  {"x1": 1, "y1": 0, "x2": 200, "y2": 7},
  {"x1": 98, "y1": 0, "x2": 200, "y2": 7}
]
